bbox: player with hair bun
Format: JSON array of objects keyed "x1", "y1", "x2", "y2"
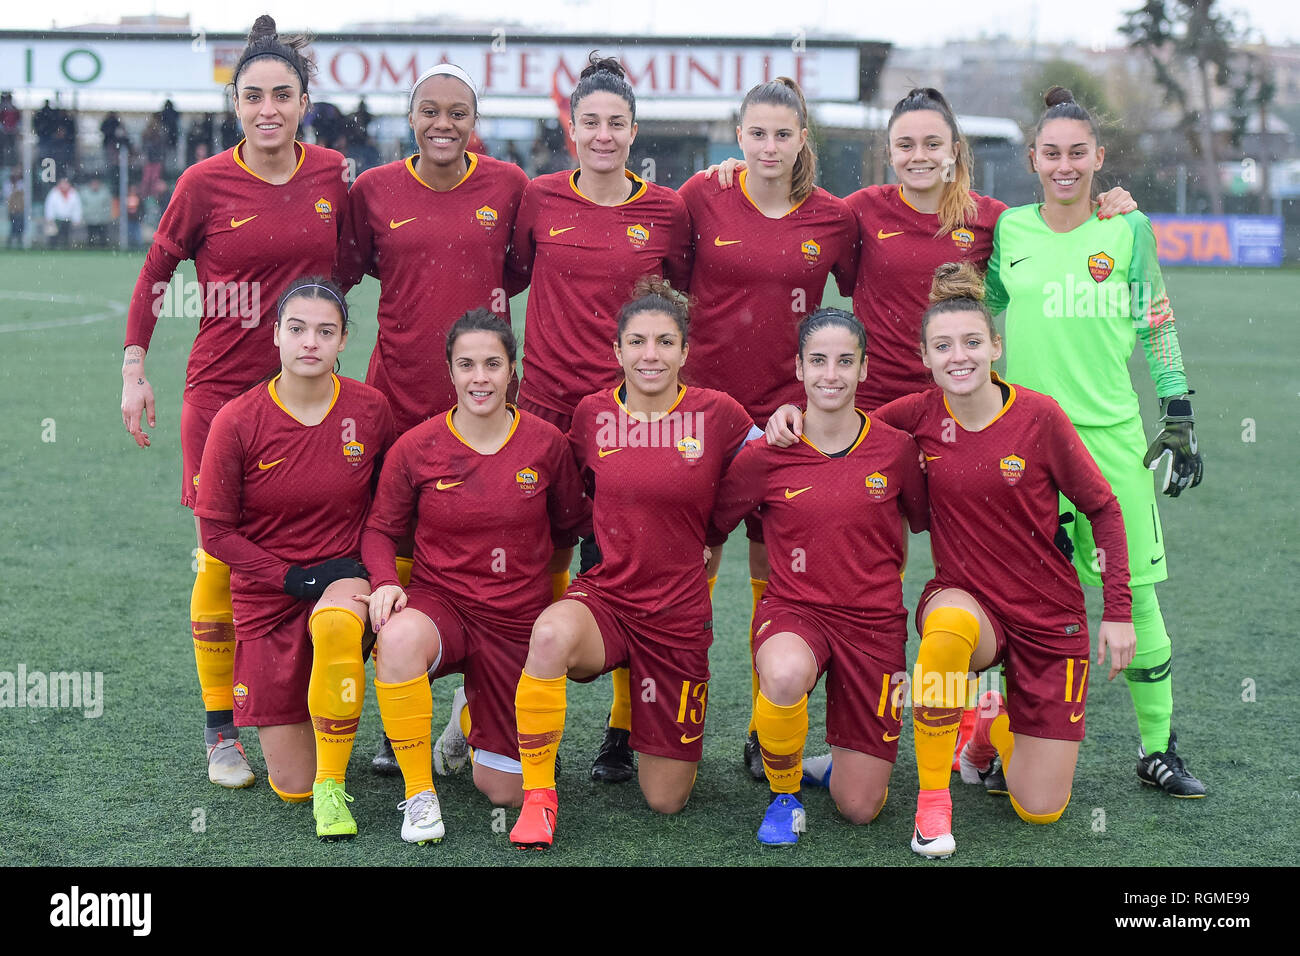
[
  {"x1": 360, "y1": 310, "x2": 588, "y2": 845},
  {"x1": 120, "y1": 14, "x2": 349, "y2": 791},
  {"x1": 508, "y1": 277, "x2": 755, "y2": 850},
  {"x1": 508, "y1": 52, "x2": 692, "y2": 785},
  {"x1": 984, "y1": 86, "x2": 1206, "y2": 798},
  {"x1": 195, "y1": 276, "x2": 395, "y2": 839},
  {"x1": 711, "y1": 308, "x2": 926, "y2": 845},
  {"x1": 677, "y1": 78, "x2": 858, "y2": 780}
]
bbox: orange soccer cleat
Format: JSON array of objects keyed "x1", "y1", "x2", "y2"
[{"x1": 510, "y1": 788, "x2": 559, "y2": 850}]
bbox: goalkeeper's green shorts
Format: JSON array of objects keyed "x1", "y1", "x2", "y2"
[{"x1": 1059, "y1": 416, "x2": 1168, "y2": 589}]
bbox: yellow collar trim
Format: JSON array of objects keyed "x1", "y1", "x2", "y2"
[
  {"x1": 799, "y1": 409, "x2": 870, "y2": 457},
  {"x1": 614, "y1": 381, "x2": 687, "y2": 421},
  {"x1": 406, "y1": 151, "x2": 477, "y2": 192},
  {"x1": 233, "y1": 139, "x2": 306, "y2": 184},
  {"x1": 942, "y1": 371, "x2": 1017, "y2": 432},
  {"x1": 445, "y1": 403, "x2": 520, "y2": 453},
  {"x1": 267, "y1": 372, "x2": 340, "y2": 425},
  {"x1": 569, "y1": 168, "x2": 648, "y2": 206},
  {"x1": 738, "y1": 169, "x2": 805, "y2": 218}
]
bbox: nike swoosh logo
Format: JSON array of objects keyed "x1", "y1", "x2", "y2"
[
  {"x1": 548, "y1": 226, "x2": 576, "y2": 237},
  {"x1": 389, "y1": 217, "x2": 417, "y2": 229},
  {"x1": 303, "y1": 578, "x2": 316, "y2": 586},
  {"x1": 192, "y1": 627, "x2": 218, "y2": 635},
  {"x1": 680, "y1": 732, "x2": 703, "y2": 744},
  {"x1": 925, "y1": 455, "x2": 942, "y2": 461},
  {"x1": 597, "y1": 448, "x2": 623, "y2": 458},
  {"x1": 257, "y1": 458, "x2": 286, "y2": 470},
  {"x1": 436, "y1": 479, "x2": 464, "y2": 490},
  {"x1": 325, "y1": 720, "x2": 353, "y2": 732},
  {"x1": 230, "y1": 216, "x2": 257, "y2": 228},
  {"x1": 877, "y1": 229, "x2": 903, "y2": 240},
  {"x1": 784, "y1": 486, "x2": 812, "y2": 499},
  {"x1": 1150, "y1": 555, "x2": 1164, "y2": 565},
  {"x1": 883, "y1": 732, "x2": 900, "y2": 742},
  {"x1": 1069, "y1": 712, "x2": 1084, "y2": 723},
  {"x1": 1011, "y1": 256, "x2": 1031, "y2": 267},
  {"x1": 713, "y1": 237, "x2": 742, "y2": 246}
]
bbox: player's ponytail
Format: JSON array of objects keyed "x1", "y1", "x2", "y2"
[
  {"x1": 887, "y1": 88, "x2": 976, "y2": 237},
  {"x1": 797, "y1": 307, "x2": 866, "y2": 361},
  {"x1": 740, "y1": 78, "x2": 817, "y2": 204},
  {"x1": 617, "y1": 275, "x2": 692, "y2": 344},
  {"x1": 920, "y1": 262, "x2": 996, "y2": 342},
  {"x1": 571, "y1": 52, "x2": 636, "y2": 123},
  {"x1": 232, "y1": 15, "x2": 316, "y2": 95},
  {"x1": 1033, "y1": 86, "x2": 1101, "y2": 146}
]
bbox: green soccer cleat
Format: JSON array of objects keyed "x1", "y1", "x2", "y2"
[{"x1": 313, "y1": 779, "x2": 357, "y2": 840}]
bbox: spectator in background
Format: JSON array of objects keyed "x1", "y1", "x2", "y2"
[
  {"x1": 44, "y1": 176, "x2": 81, "y2": 248},
  {"x1": 81, "y1": 175, "x2": 114, "y2": 248},
  {"x1": 0, "y1": 92, "x2": 20, "y2": 167},
  {"x1": 219, "y1": 114, "x2": 240, "y2": 151},
  {"x1": 186, "y1": 113, "x2": 215, "y2": 166},
  {"x1": 5, "y1": 172, "x2": 24, "y2": 247},
  {"x1": 125, "y1": 182, "x2": 142, "y2": 249},
  {"x1": 141, "y1": 114, "x2": 166, "y2": 198},
  {"x1": 160, "y1": 99, "x2": 180, "y2": 152},
  {"x1": 142, "y1": 176, "x2": 170, "y2": 230},
  {"x1": 53, "y1": 108, "x2": 77, "y2": 170},
  {"x1": 101, "y1": 111, "x2": 127, "y2": 162},
  {"x1": 34, "y1": 100, "x2": 57, "y2": 159}
]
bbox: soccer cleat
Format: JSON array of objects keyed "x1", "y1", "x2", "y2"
[
  {"x1": 757, "y1": 793, "x2": 804, "y2": 846},
  {"x1": 371, "y1": 735, "x2": 400, "y2": 776},
  {"x1": 590, "y1": 719, "x2": 635, "y2": 783},
  {"x1": 742, "y1": 730, "x2": 766, "y2": 781},
  {"x1": 433, "y1": 685, "x2": 470, "y2": 776},
  {"x1": 206, "y1": 734, "x2": 255, "y2": 789},
  {"x1": 911, "y1": 789, "x2": 955, "y2": 859},
  {"x1": 958, "y1": 743, "x2": 1007, "y2": 795},
  {"x1": 510, "y1": 788, "x2": 559, "y2": 850},
  {"x1": 1137, "y1": 730, "x2": 1206, "y2": 798},
  {"x1": 951, "y1": 707, "x2": 977, "y2": 772},
  {"x1": 801, "y1": 753, "x2": 833, "y2": 788},
  {"x1": 313, "y1": 779, "x2": 357, "y2": 840},
  {"x1": 397, "y1": 789, "x2": 445, "y2": 845}
]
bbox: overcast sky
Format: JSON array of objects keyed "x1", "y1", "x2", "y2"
[{"x1": 5, "y1": 0, "x2": 1300, "y2": 47}]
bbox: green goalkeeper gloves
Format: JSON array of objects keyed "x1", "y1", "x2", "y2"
[{"x1": 1143, "y1": 394, "x2": 1203, "y2": 498}]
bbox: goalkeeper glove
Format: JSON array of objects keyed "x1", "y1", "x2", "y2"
[
  {"x1": 1142, "y1": 394, "x2": 1203, "y2": 498},
  {"x1": 1054, "y1": 513, "x2": 1075, "y2": 563},
  {"x1": 284, "y1": 558, "x2": 369, "y2": 600}
]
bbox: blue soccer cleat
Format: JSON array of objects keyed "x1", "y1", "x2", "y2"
[
  {"x1": 801, "y1": 753, "x2": 833, "y2": 788},
  {"x1": 757, "y1": 793, "x2": 805, "y2": 846}
]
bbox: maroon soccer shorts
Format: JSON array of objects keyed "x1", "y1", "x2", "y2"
[
  {"x1": 181, "y1": 399, "x2": 221, "y2": 509},
  {"x1": 515, "y1": 396, "x2": 572, "y2": 435},
  {"x1": 231, "y1": 599, "x2": 313, "y2": 727}
]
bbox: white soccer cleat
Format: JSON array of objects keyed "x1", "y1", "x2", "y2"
[
  {"x1": 432, "y1": 685, "x2": 471, "y2": 776},
  {"x1": 911, "y1": 789, "x2": 956, "y2": 859},
  {"x1": 398, "y1": 789, "x2": 445, "y2": 845},
  {"x1": 206, "y1": 734, "x2": 255, "y2": 789}
]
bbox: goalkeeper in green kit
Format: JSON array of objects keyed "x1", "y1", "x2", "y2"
[{"x1": 984, "y1": 86, "x2": 1205, "y2": 797}]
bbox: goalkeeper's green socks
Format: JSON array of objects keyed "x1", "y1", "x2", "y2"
[{"x1": 1124, "y1": 584, "x2": 1173, "y2": 754}]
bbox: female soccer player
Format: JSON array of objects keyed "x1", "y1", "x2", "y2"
[
  {"x1": 508, "y1": 53, "x2": 692, "y2": 782},
  {"x1": 984, "y1": 87, "x2": 1206, "y2": 797},
  {"x1": 678, "y1": 78, "x2": 858, "y2": 779},
  {"x1": 119, "y1": 15, "x2": 349, "y2": 789},
  {"x1": 360, "y1": 310, "x2": 588, "y2": 844},
  {"x1": 195, "y1": 277, "x2": 395, "y2": 838},
  {"x1": 711, "y1": 309, "x2": 927, "y2": 845},
  {"x1": 508, "y1": 278, "x2": 755, "y2": 850},
  {"x1": 768, "y1": 263, "x2": 1137, "y2": 855}
]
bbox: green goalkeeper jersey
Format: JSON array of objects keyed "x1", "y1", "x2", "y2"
[{"x1": 985, "y1": 206, "x2": 1188, "y2": 428}]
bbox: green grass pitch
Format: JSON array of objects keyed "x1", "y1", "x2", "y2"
[{"x1": 1, "y1": 251, "x2": 1295, "y2": 866}]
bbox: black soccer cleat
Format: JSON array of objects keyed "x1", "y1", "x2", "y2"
[
  {"x1": 743, "y1": 730, "x2": 766, "y2": 781},
  {"x1": 980, "y1": 759, "x2": 1008, "y2": 796},
  {"x1": 371, "y1": 734, "x2": 400, "y2": 776},
  {"x1": 590, "y1": 720, "x2": 635, "y2": 783},
  {"x1": 1137, "y1": 730, "x2": 1206, "y2": 798}
]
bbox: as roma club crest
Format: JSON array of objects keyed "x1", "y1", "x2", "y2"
[
  {"x1": 516, "y1": 467, "x2": 540, "y2": 495},
  {"x1": 1000, "y1": 455, "x2": 1026, "y2": 485},
  {"x1": 865, "y1": 471, "x2": 888, "y2": 499},
  {"x1": 1088, "y1": 252, "x2": 1114, "y2": 283}
]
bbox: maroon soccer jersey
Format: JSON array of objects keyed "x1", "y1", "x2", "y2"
[
  {"x1": 336, "y1": 154, "x2": 529, "y2": 434},
  {"x1": 195, "y1": 375, "x2": 395, "y2": 632},
  {"x1": 509, "y1": 170, "x2": 692, "y2": 420},
  {"x1": 125, "y1": 141, "x2": 350, "y2": 411},
  {"x1": 678, "y1": 171, "x2": 858, "y2": 425},
  {"x1": 847, "y1": 185, "x2": 1004, "y2": 408},
  {"x1": 568, "y1": 384, "x2": 754, "y2": 647},
  {"x1": 875, "y1": 379, "x2": 1131, "y2": 633},
  {"x1": 712, "y1": 411, "x2": 927, "y2": 635},
  {"x1": 361, "y1": 407, "x2": 588, "y2": 628}
]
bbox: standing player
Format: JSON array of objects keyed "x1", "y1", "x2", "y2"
[
  {"x1": 711, "y1": 309, "x2": 927, "y2": 845},
  {"x1": 678, "y1": 78, "x2": 857, "y2": 779},
  {"x1": 984, "y1": 87, "x2": 1206, "y2": 796},
  {"x1": 119, "y1": 15, "x2": 349, "y2": 790},
  {"x1": 196, "y1": 277, "x2": 394, "y2": 838},
  {"x1": 508, "y1": 278, "x2": 755, "y2": 850},
  {"x1": 360, "y1": 311, "x2": 587, "y2": 844},
  {"x1": 508, "y1": 53, "x2": 691, "y2": 783}
]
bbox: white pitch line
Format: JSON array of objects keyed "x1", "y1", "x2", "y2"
[{"x1": 0, "y1": 290, "x2": 128, "y2": 333}]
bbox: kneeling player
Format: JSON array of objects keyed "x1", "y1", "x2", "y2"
[
  {"x1": 711, "y1": 309, "x2": 927, "y2": 845},
  {"x1": 196, "y1": 277, "x2": 395, "y2": 838},
  {"x1": 509, "y1": 278, "x2": 755, "y2": 849},
  {"x1": 361, "y1": 311, "x2": 587, "y2": 844}
]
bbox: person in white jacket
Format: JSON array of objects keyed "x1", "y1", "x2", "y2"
[{"x1": 43, "y1": 177, "x2": 81, "y2": 248}]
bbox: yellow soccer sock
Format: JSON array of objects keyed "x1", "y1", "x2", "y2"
[
  {"x1": 516, "y1": 671, "x2": 567, "y2": 791},
  {"x1": 747, "y1": 579, "x2": 768, "y2": 735},
  {"x1": 707, "y1": 574, "x2": 717, "y2": 599},
  {"x1": 376, "y1": 674, "x2": 435, "y2": 799},
  {"x1": 459, "y1": 698, "x2": 472, "y2": 738},
  {"x1": 1010, "y1": 791, "x2": 1069, "y2": 824},
  {"x1": 989, "y1": 712, "x2": 1015, "y2": 772},
  {"x1": 754, "y1": 690, "x2": 808, "y2": 794},
  {"x1": 269, "y1": 778, "x2": 312, "y2": 804},
  {"x1": 191, "y1": 551, "x2": 236, "y2": 713},
  {"x1": 608, "y1": 667, "x2": 631, "y2": 733},
  {"x1": 307, "y1": 607, "x2": 365, "y2": 785},
  {"x1": 551, "y1": 570, "x2": 571, "y2": 603},
  {"x1": 912, "y1": 607, "x2": 978, "y2": 791},
  {"x1": 395, "y1": 556, "x2": 414, "y2": 588}
]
